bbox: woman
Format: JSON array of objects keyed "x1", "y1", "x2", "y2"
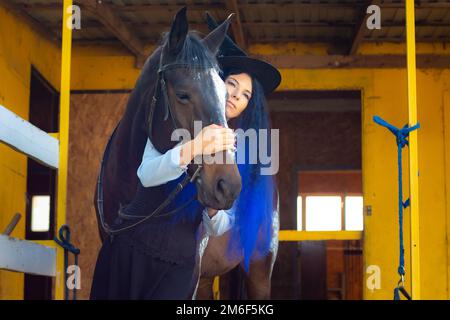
[
  {"x1": 132, "y1": 57, "x2": 280, "y2": 299},
  {"x1": 191, "y1": 13, "x2": 282, "y2": 299}
]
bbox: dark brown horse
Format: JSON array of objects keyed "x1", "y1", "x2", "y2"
[
  {"x1": 93, "y1": 8, "x2": 243, "y2": 245},
  {"x1": 91, "y1": 10, "x2": 245, "y2": 297}
]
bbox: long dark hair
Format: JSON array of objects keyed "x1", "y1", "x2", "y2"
[{"x1": 223, "y1": 69, "x2": 277, "y2": 271}]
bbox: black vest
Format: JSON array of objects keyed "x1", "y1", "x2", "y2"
[{"x1": 115, "y1": 182, "x2": 203, "y2": 265}]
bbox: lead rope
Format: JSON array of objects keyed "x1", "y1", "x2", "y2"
[
  {"x1": 373, "y1": 116, "x2": 420, "y2": 300},
  {"x1": 54, "y1": 225, "x2": 80, "y2": 300}
]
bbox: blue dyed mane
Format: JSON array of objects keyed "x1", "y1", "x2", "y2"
[{"x1": 225, "y1": 74, "x2": 276, "y2": 272}]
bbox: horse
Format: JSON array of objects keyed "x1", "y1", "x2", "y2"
[
  {"x1": 193, "y1": 194, "x2": 280, "y2": 300},
  {"x1": 91, "y1": 7, "x2": 242, "y2": 298}
]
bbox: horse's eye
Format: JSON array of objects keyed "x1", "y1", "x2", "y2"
[{"x1": 176, "y1": 93, "x2": 190, "y2": 103}]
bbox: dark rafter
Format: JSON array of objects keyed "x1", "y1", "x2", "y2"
[
  {"x1": 77, "y1": 0, "x2": 147, "y2": 68},
  {"x1": 253, "y1": 54, "x2": 450, "y2": 69},
  {"x1": 225, "y1": 0, "x2": 247, "y2": 50},
  {"x1": 0, "y1": 0, "x2": 59, "y2": 46},
  {"x1": 349, "y1": 1, "x2": 376, "y2": 55}
]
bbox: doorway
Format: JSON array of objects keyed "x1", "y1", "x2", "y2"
[
  {"x1": 269, "y1": 90, "x2": 363, "y2": 299},
  {"x1": 24, "y1": 67, "x2": 59, "y2": 300}
]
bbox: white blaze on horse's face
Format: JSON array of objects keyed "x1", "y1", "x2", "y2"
[
  {"x1": 209, "y1": 68, "x2": 236, "y2": 161},
  {"x1": 210, "y1": 69, "x2": 227, "y2": 126}
]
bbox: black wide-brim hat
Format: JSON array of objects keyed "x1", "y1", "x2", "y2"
[
  {"x1": 218, "y1": 56, "x2": 281, "y2": 94},
  {"x1": 206, "y1": 12, "x2": 281, "y2": 94}
]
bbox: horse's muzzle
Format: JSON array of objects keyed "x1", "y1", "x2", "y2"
[{"x1": 195, "y1": 170, "x2": 241, "y2": 210}]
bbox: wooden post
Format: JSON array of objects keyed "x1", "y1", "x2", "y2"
[
  {"x1": 406, "y1": 0, "x2": 421, "y2": 300},
  {"x1": 55, "y1": 0, "x2": 73, "y2": 300}
]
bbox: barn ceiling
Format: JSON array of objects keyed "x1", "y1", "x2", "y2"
[{"x1": 3, "y1": 0, "x2": 450, "y2": 66}]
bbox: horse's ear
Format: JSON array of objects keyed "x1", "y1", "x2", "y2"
[
  {"x1": 167, "y1": 6, "x2": 188, "y2": 56},
  {"x1": 202, "y1": 13, "x2": 234, "y2": 55}
]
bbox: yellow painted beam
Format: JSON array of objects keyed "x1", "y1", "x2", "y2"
[
  {"x1": 279, "y1": 230, "x2": 362, "y2": 241},
  {"x1": 55, "y1": 0, "x2": 73, "y2": 301},
  {"x1": 406, "y1": 0, "x2": 421, "y2": 300},
  {"x1": 33, "y1": 240, "x2": 57, "y2": 248},
  {"x1": 213, "y1": 276, "x2": 220, "y2": 300},
  {"x1": 48, "y1": 133, "x2": 59, "y2": 140}
]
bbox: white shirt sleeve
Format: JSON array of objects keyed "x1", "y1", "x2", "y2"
[
  {"x1": 137, "y1": 138, "x2": 188, "y2": 187},
  {"x1": 202, "y1": 208, "x2": 234, "y2": 237}
]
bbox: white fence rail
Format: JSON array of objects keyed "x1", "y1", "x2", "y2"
[
  {"x1": 0, "y1": 104, "x2": 59, "y2": 169},
  {"x1": 0, "y1": 104, "x2": 59, "y2": 277}
]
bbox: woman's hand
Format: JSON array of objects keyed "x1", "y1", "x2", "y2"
[
  {"x1": 193, "y1": 124, "x2": 236, "y2": 156},
  {"x1": 179, "y1": 124, "x2": 236, "y2": 166}
]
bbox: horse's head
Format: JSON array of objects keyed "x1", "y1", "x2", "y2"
[{"x1": 148, "y1": 7, "x2": 241, "y2": 210}]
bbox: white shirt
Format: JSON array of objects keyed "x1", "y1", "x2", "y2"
[{"x1": 137, "y1": 138, "x2": 234, "y2": 236}]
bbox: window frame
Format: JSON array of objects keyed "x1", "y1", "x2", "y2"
[{"x1": 297, "y1": 192, "x2": 363, "y2": 232}]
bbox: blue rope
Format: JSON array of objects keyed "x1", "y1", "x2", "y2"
[
  {"x1": 373, "y1": 116, "x2": 420, "y2": 300},
  {"x1": 54, "y1": 225, "x2": 80, "y2": 300}
]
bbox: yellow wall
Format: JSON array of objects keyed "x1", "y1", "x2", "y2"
[
  {"x1": 0, "y1": 5, "x2": 60, "y2": 299},
  {"x1": 71, "y1": 48, "x2": 450, "y2": 300},
  {"x1": 1, "y1": 3, "x2": 450, "y2": 299}
]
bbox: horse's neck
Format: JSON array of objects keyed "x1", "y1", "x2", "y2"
[{"x1": 106, "y1": 50, "x2": 162, "y2": 190}]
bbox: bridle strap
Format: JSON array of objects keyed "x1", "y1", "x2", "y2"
[
  {"x1": 150, "y1": 62, "x2": 214, "y2": 131},
  {"x1": 158, "y1": 62, "x2": 211, "y2": 73},
  {"x1": 98, "y1": 162, "x2": 202, "y2": 239},
  {"x1": 118, "y1": 194, "x2": 197, "y2": 220}
]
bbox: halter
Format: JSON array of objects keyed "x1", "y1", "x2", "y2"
[
  {"x1": 147, "y1": 55, "x2": 218, "y2": 136},
  {"x1": 96, "y1": 58, "x2": 217, "y2": 239}
]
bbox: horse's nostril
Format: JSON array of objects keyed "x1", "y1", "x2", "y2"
[
  {"x1": 217, "y1": 178, "x2": 225, "y2": 193},
  {"x1": 215, "y1": 178, "x2": 230, "y2": 200},
  {"x1": 213, "y1": 176, "x2": 241, "y2": 208}
]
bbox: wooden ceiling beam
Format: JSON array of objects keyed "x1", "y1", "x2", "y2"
[
  {"x1": 46, "y1": 20, "x2": 211, "y2": 33},
  {"x1": 253, "y1": 54, "x2": 450, "y2": 69},
  {"x1": 76, "y1": 0, "x2": 147, "y2": 68},
  {"x1": 72, "y1": 36, "x2": 450, "y2": 47},
  {"x1": 349, "y1": 1, "x2": 375, "y2": 55},
  {"x1": 0, "y1": 0, "x2": 59, "y2": 46},
  {"x1": 21, "y1": 2, "x2": 221, "y2": 12},
  {"x1": 225, "y1": 0, "x2": 247, "y2": 50},
  {"x1": 20, "y1": 2, "x2": 450, "y2": 12},
  {"x1": 46, "y1": 20, "x2": 450, "y2": 30}
]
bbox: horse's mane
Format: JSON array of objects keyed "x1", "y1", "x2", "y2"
[{"x1": 159, "y1": 32, "x2": 221, "y2": 72}]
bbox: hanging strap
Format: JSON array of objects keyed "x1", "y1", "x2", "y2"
[
  {"x1": 373, "y1": 116, "x2": 420, "y2": 300},
  {"x1": 54, "y1": 225, "x2": 80, "y2": 300}
]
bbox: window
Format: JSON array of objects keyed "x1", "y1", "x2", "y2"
[
  {"x1": 31, "y1": 195, "x2": 51, "y2": 232},
  {"x1": 306, "y1": 196, "x2": 342, "y2": 231},
  {"x1": 297, "y1": 195, "x2": 364, "y2": 231},
  {"x1": 345, "y1": 196, "x2": 364, "y2": 231},
  {"x1": 296, "y1": 196, "x2": 303, "y2": 231}
]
